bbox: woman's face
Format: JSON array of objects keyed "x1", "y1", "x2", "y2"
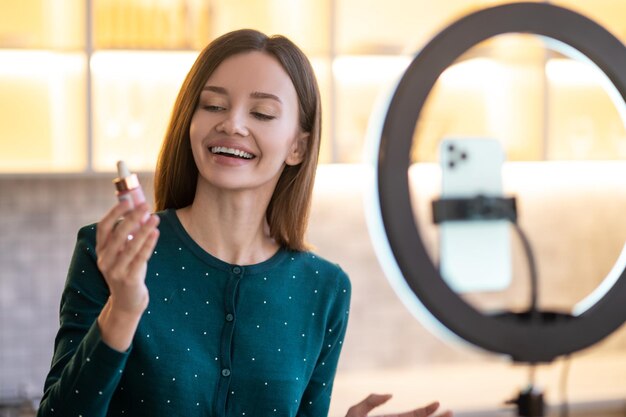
[{"x1": 189, "y1": 51, "x2": 307, "y2": 195}]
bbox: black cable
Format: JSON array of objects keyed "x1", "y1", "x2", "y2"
[
  {"x1": 509, "y1": 207, "x2": 577, "y2": 417},
  {"x1": 433, "y1": 196, "x2": 540, "y2": 315},
  {"x1": 508, "y1": 208, "x2": 544, "y2": 417},
  {"x1": 509, "y1": 220, "x2": 539, "y2": 315}
]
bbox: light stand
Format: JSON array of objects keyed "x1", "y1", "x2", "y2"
[
  {"x1": 434, "y1": 195, "x2": 552, "y2": 417},
  {"x1": 506, "y1": 385, "x2": 545, "y2": 417}
]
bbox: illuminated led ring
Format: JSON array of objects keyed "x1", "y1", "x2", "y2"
[{"x1": 377, "y1": 2, "x2": 626, "y2": 362}]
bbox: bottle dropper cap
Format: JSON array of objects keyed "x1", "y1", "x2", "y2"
[
  {"x1": 117, "y1": 160, "x2": 131, "y2": 178},
  {"x1": 113, "y1": 160, "x2": 140, "y2": 192}
]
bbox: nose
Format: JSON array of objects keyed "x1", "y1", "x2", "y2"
[{"x1": 216, "y1": 111, "x2": 249, "y2": 137}]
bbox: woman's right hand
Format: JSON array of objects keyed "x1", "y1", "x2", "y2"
[
  {"x1": 95, "y1": 201, "x2": 160, "y2": 351},
  {"x1": 346, "y1": 394, "x2": 452, "y2": 417}
]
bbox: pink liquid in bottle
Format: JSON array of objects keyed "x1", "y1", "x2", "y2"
[{"x1": 113, "y1": 160, "x2": 146, "y2": 208}]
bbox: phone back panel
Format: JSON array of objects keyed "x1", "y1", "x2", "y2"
[{"x1": 439, "y1": 138, "x2": 512, "y2": 293}]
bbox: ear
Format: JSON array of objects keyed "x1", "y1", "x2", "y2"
[{"x1": 285, "y1": 131, "x2": 309, "y2": 166}]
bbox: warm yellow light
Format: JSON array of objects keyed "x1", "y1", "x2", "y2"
[
  {"x1": 333, "y1": 56, "x2": 504, "y2": 88},
  {"x1": 0, "y1": 50, "x2": 84, "y2": 77},
  {"x1": 439, "y1": 58, "x2": 503, "y2": 87},
  {"x1": 90, "y1": 51, "x2": 199, "y2": 172},
  {"x1": 546, "y1": 57, "x2": 626, "y2": 133},
  {"x1": 90, "y1": 50, "x2": 198, "y2": 78},
  {"x1": 545, "y1": 58, "x2": 607, "y2": 85},
  {"x1": 0, "y1": 50, "x2": 87, "y2": 172},
  {"x1": 314, "y1": 163, "x2": 369, "y2": 194},
  {"x1": 332, "y1": 55, "x2": 411, "y2": 85}
]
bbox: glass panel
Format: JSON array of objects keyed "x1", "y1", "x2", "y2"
[
  {"x1": 545, "y1": 57, "x2": 626, "y2": 160},
  {"x1": 544, "y1": 1, "x2": 626, "y2": 157},
  {"x1": 210, "y1": 0, "x2": 331, "y2": 56},
  {"x1": 333, "y1": 55, "x2": 411, "y2": 163},
  {"x1": 334, "y1": 35, "x2": 548, "y2": 164},
  {"x1": 333, "y1": 1, "x2": 548, "y2": 164},
  {"x1": 0, "y1": 0, "x2": 85, "y2": 49},
  {"x1": 91, "y1": 51, "x2": 198, "y2": 172},
  {"x1": 93, "y1": 0, "x2": 212, "y2": 50},
  {"x1": 335, "y1": 0, "x2": 494, "y2": 55},
  {"x1": 413, "y1": 35, "x2": 546, "y2": 162},
  {"x1": 0, "y1": 51, "x2": 87, "y2": 172}
]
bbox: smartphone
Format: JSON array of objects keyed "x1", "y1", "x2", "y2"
[{"x1": 438, "y1": 138, "x2": 511, "y2": 293}]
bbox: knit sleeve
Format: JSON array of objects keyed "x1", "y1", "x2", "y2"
[
  {"x1": 297, "y1": 268, "x2": 351, "y2": 417},
  {"x1": 37, "y1": 225, "x2": 131, "y2": 417}
]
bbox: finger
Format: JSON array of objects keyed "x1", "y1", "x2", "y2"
[
  {"x1": 125, "y1": 215, "x2": 160, "y2": 266},
  {"x1": 110, "y1": 203, "x2": 151, "y2": 246},
  {"x1": 128, "y1": 226, "x2": 160, "y2": 276},
  {"x1": 96, "y1": 200, "x2": 132, "y2": 252},
  {"x1": 111, "y1": 214, "x2": 159, "y2": 274},
  {"x1": 99, "y1": 201, "x2": 148, "y2": 254},
  {"x1": 387, "y1": 402, "x2": 442, "y2": 417},
  {"x1": 410, "y1": 402, "x2": 440, "y2": 417},
  {"x1": 98, "y1": 204, "x2": 151, "y2": 273},
  {"x1": 347, "y1": 394, "x2": 393, "y2": 417}
]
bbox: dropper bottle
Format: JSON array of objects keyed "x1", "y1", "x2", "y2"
[{"x1": 113, "y1": 160, "x2": 146, "y2": 209}]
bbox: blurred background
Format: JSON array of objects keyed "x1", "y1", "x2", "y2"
[{"x1": 1, "y1": 0, "x2": 626, "y2": 416}]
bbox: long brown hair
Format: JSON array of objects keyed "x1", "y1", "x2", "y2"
[{"x1": 154, "y1": 29, "x2": 321, "y2": 251}]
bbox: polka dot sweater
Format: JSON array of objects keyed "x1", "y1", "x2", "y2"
[{"x1": 38, "y1": 209, "x2": 351, "y2": 417}]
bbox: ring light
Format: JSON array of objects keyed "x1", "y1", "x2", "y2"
[{"x1": 373, "y1": 2, "x2": 626, "y2": 362}]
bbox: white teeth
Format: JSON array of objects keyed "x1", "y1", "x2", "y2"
[{"x1": 210, "y1": 146, "x2": 254, "y2": 159}]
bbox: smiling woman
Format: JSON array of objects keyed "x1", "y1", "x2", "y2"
[
  {"x1": 188, "y1": 50, "x2": 307, "y2": 190},
  {"x1": 36, "y1": 29, "x2": 449, "y2": 417}
]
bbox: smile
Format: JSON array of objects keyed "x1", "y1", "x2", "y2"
[{"x1": 210, "y1": 146, "x2": 255, "y2": 159}]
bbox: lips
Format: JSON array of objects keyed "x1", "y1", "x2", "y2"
[{"x1": 209, "y1": 146, "x2": 255, "y2": 159}]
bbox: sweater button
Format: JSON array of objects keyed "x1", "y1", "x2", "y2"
[
  {"x1": 221, "y1": 369, "x2": 231, "y2": 377},
  {"x1": 232, "y1": 266, "x2": 242, "y2": 274},
  {"x1": 225, "y1": 313, "x2": 234, "y2": 322}
]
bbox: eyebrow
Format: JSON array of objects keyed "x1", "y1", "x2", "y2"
[
  {"x1": 250, "y1": 91, "x2": 282, "y2": 104},
  {"x1": 202, "y1": 85, "x2": 227, "y2": 95},
  {"x1": 202, "y1": 85, "x2": 282, "y2": 104}
]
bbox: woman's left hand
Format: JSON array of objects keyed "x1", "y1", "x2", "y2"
[{"x1": 345, "y1": 394, "x2": 452, "y2": 417}]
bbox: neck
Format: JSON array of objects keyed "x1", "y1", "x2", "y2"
[{"x1": 177, "y1": 184, "x2": 279, "y2": 266}]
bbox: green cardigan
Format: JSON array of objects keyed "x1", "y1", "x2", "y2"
[{"x1": 38, "y1": 209, "x2": 351, "y2": 417}]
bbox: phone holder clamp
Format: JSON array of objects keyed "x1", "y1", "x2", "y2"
[{"x1": 431, "y1": 195, "x2": 517, "y2": 224}]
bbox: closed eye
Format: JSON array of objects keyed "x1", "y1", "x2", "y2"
[
  {"x1": 252, "y1": 112, "x2": 275, "y2": 121},
  {"x1": 202, "y1": 105, "x2": 225, "y2": 112}
]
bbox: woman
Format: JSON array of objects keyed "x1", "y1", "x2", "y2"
[{"x1": 38, "y1": 29, "x2": 450, "y2": 417}]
